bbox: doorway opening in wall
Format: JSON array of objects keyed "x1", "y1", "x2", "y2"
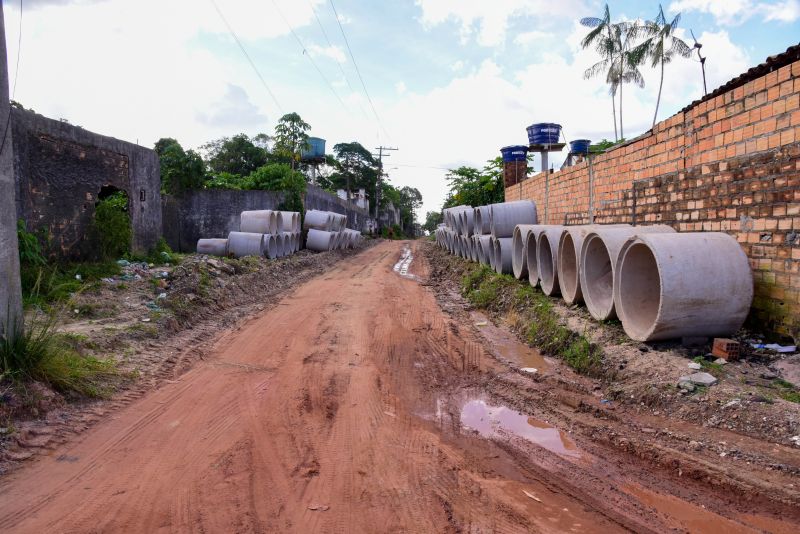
[{"x1": 93, "y1": 185, "x2": 131, "y2": 260}]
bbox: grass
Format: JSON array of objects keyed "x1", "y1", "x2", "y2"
[
  {"x1": 692, "y1": 355, "x2": 725, "y2": 375},
  {"x1": 1, "y1": 312, "x2": 121, "y2": 398},
  {"x1": 772, "y1": 378, "x2": 800, "y2": 403},
  {"x1": 460, "y1": 263, "x2": 603, "y2": 376}
]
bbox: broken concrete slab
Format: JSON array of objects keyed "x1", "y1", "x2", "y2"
[{"x1": 678, "y1": 372, "x2": 718, "y2": 387}]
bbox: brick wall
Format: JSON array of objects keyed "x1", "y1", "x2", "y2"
[{"x1": 506, "y1": 56, "x2": 800, "y2": 338}]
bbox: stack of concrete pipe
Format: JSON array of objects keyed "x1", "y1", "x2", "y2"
[
  {"x1": 437, "y1": 211, "x2": 754, "y2": 342},
  {"x1": 304, "y1": 209, "x2": 362, "y2": 252},
  {"x1": 435, "y1": 201, "x2": 537, "y2": 275},
  {"x1": 196, "y1": 209, "x2": 303, "y2": 259}
]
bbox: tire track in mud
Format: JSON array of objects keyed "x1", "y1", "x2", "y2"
[{"x1": 0, "y1": 240, "x2": 738, "y2": 533}]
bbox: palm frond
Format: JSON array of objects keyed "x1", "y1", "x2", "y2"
[{"x1": 580, "y1": 16, "x2": 603, "y2": 27}]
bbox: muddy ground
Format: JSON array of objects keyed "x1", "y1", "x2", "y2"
[{"x1": 0, "y1": 240, "x2": 798, "y2": 532}]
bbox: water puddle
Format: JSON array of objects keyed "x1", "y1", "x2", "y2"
[
  {"x1": 460, "y1": 399, "x2": 579, "y2": 458},
  {"x1": 393, "y1": 246, "x2": 418, "y2": 280},
  {"x1": 471, "y1": 312, "x2": 549, "y2": 372}
]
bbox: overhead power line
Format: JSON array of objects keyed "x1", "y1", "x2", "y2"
[
  {"x1": 328, "y1": 0, "x2": 391, "y2": 140},
  {"x1": 307, "y1": 1, "x2": 360, "y2": 98},
  {"x1": 209, "y1": 0, "x2": 284, "y2": 114},
  {"x1": 12, "y1": 0, "x2": 22, "y2": 99},
  {"x1": 270, "y1": 0, "x2": 350, "y2": 113}
]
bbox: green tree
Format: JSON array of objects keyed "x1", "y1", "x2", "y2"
[
  {"x1": 155, "y1": 138, "x2": 206, "y2": 195},
  {"x1": 248, "y1": 163, "x2": 307, "y2": 212},
  {"x1": 422, "y1": 211, "x2": 442, "y2": 234},
  {"x1": 202, "y1": 134, "x2": 268, "y2": 176},
  {"x1": 332, "y1": 142, "x2": 378, "y2": 202},
  {"x1": 273, "y1": 112, "x2": 311, "y2": 169},
  {"x1": 633, "y1": 5, "x2": 692, "y2": 128},
  {"x1": 443, "y1": 157, "x2": 507, "y2": 209}
]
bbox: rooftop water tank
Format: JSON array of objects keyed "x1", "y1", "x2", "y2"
[
  {"x1": 302, "y1": 137, "x2": 326, "y2": 159},
  {"x1": 500, "y1": 145, "x2": 528, "y2": 162},
  {"x1": 569, "y1": 139, "x2": 591, "y2": 154},
  {"x1": 526, "y1": 123, "x2": 562, "y2": 145}
]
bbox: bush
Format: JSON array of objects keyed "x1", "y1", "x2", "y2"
[
  {"x1": 1, "y1": 312, "x2": 120, "y2": 397},
  {"x1": 93, "y1": 191, "x2": 131, "y2": 260}
]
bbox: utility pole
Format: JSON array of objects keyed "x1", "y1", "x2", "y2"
[
  {"x1": 373, "y1": 146, "x2": 397, "y2": 221},
  {"x1": 0, "y1": 2, "x2": 23, "y2": 341}
]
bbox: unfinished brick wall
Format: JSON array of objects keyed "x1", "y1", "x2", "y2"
[{"x1": 506, "y1": 55, "x2": 800, "y2": 338}]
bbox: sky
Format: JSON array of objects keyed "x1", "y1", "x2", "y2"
[{"x1": 4, "y1": 0, "x2": 800, "y2": 218}]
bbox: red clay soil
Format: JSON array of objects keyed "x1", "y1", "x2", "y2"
[{"x1": 0, "y1": 240, "x2": 797, "y2": 533}]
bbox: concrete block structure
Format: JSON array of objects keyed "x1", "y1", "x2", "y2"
[{"x1": 12, "y1": 108, "x2": 161, "y2": 260}]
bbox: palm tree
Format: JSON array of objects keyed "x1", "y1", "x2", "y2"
[
  {"x1": 634, "y1": 5, "x2": 692, "y2": 128},
  {"x1": 581, "y1": 5, "x2": 618, "y2": 141},
  {"x1": 582, "y1": 11, "x2": 642, "y2": 140}
]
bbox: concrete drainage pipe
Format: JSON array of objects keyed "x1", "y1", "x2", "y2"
[
  {"x1": 477, "y1": 236, "x2": 493, "y2": 266},
  {"x1": 240, "y1": 210, "x2": 277, "y2": 234},
  {"x1": 614, "y1": 232, "x2": 753, "y2": 342},
  {"x1": 304, "y1": 210, "x2": 332, "y2": 231},
  {"x1": 460, "y1": 209, "x2": 475, "y2": 237},
  {"x1": 490, "y1": 201, "x2": 537, "y2": 238},
  {"x1": 281, "y1": 232, "x2": 294, "y2": 255},
  {"x1": 557, "y1": 225, "x2": 631, "y2": 305},
  {"x1": 488, "y1": 237, "x2": 497, "y2": 271},
  {"x1": 196, "y1": 238, "x2": 228, "y2": 257},
  {"x1": 524, "y1": 225, "x2": 558, "y2": 288},
  {"x1": 536, "y1": 226, "x2": 565, "y2": 296},
  {"x1": 264, "y1": 234, "x2": 279, "y2": 259},
  {"x1": 511, "y1": 224, "x2": 538, "y2": 280},
  {"x1": 227, "y1": 231, "x2": 266, "y2": 258},
  {"x1": 579, "y1": 225, "x2": 675, "y2": 320},
  {"x1": 307, "y1": 229, "x2": 334, "y2": 251},
  {"x1": 493, "y1": 237, "x2": 513, "y2": 275},
  {"x1": 474, "y1": 206, "x2": 491, "y2": 235},
  {"x1": 279, "y1": 211, "x2": 299, "y2": 233}
]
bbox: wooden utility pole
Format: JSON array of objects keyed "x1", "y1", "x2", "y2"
[{"x1": 373, "y1": 146, "x2": 397, "y2": 221}]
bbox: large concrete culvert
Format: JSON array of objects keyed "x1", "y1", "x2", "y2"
[
  {"x1": 511, "y1": 224, "x2": 537, "y2": 280},
  {"x1": 493, "y1": 237, "x2": 513, "y2": 275},
  {"x1": 580, "y1": 225, "x2": 675, "y2": 321},
  {"x1": 536, "y1": 226, "x2": 564, "y2": 296},
  {"x1": 614, "y1": 232, "x2": 753, "y2": 342}
]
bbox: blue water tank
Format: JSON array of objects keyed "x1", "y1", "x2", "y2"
[
  {"x1": 569, "y1": 139, "x2": 591, "y2": 154},
  {"x1": 302, "y1": 137, "x2": 326, "y2": 159},
  {"x1": 526, "y1": 123, "x2": 562, "y2": 145},
  {"x1": 500, "y1": 145, "x2": 528, "y2": 162}
]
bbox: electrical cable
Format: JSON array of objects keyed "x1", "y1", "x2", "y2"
[
  {"x1": 0, "y1": 0, "x2": 24, "y2": 159},
  {"x1": 270, "y1": 0, "x2": 350, "y2": 113},
  {"x1": 209, "y1": 0, "x2": 284, "y2": 114},
  {"x1": 328, "y1": 0, "x2": 391, "y2": 140}
]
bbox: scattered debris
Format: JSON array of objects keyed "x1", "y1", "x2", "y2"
[
  {"x1": 750, "y1": 343, "x2": 796, "y2": 353},
  {"x1": 522, "y1": 490, "x2": 542, "y2": 503},
  {"x1": 679, "y1": 372, "x2": 718, "y2": 387},
  {"x1": 687, "y1": 362, "x2": 702, "y2": 370},
  {"x1": 712, "y1": 338, "x2": 740, "y2": 361},
  {"x1": 307, "y1": 504, "x2": 330, "y2": 511},
  {"x1": 520, "y1": 367, "x2": 538, "y2": 374}
]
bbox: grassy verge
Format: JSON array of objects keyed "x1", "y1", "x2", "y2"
[
  {"x1": 460, "y1": 265, "x2": 603, "y2": 376},
  {"x1": 1, "y1": 312, "x2": 123, "y2": 398}
]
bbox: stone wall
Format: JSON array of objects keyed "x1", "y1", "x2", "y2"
[
  {"x1": 12, "y1": 108, "x2": 161, "y2": 260},
  {"x1": 506, "y1": 49, "x2": 800, "y2": 337},
  {"x1": 162, "y1": 185, "x2": 376, "y2": 252}
]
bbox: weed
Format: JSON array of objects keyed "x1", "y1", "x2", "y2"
[
  {"x1": 772, "y1": 378, "x2": 800, "y2": 403},
  {"x1": 93, "y1": 191, "x2": 131, "y2": 260},
  {"x1": 692, "y1": 355, "x2": 724, "y2": 375},
  {"x1": 459, "y1": 263, "x2": 603, "y2": 376},
  {"x1": 779, "y1": 390, "x2": 800, "y2": 403},
  {"x1": 1, "y1": 312, "x2": 120, "y2": 397}
]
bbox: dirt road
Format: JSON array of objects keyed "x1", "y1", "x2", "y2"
[{"x1": 0, "y1": 241, "x2": 795, "y2": 532}]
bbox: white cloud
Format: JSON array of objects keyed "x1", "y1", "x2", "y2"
[
  {"x1": 669, "y1": 0, "x2": 800, "y2": 25},
  {"x1": 415, "y1": 0, "x2": 586, "y2": 47},
  {"x1": 196, "y1": 84, "x2": 267, "y2": 128},
  {"x1": 513, "y1": 30, "x2": 552, "y2": 47},
  {"x1": 307, "y1": 44, "x2": 347, "y2": 64},
  {"x1": 450, "y1": 60, "x2": 465, "y2": 72},
  {"x1": 395, "y1": 81, "x2": 408, "y2": 95}
]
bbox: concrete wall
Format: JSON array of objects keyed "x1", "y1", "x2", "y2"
[
  {"x1": 12, "y1": 108, "x2": 161, "y2": 260},
  {"x1": 506, "y1": 50, "x2": 800, "y2": 337},
  {"x1": 162, "y1": 185, "x2": 376, "y2": 252},
  {"x1": 0, "y1": 3, "x2": 23, "y2": 339}
]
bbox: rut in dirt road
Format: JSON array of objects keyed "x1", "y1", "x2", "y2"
[{"x1": 0, "y1": 241, "x2": 626, "y2": 533}]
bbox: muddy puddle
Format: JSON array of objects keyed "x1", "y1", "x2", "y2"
[
  {"x1": 459, "y1": 399, "x2": 580, "y2": 458},
  {"x1": 471, "y1": 312, "x2": 549, "y2": 372},
  {"x1": 393, "y1": 246, "x2": 418, "y2": 280}
]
